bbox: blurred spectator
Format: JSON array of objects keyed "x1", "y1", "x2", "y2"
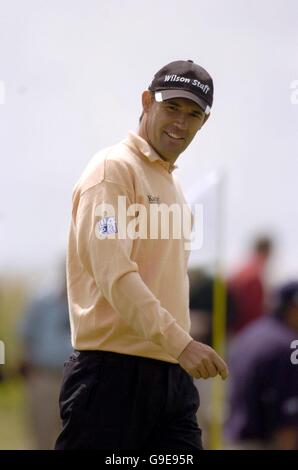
[
  {"x1": 227, "y1": 236, "x2": 273, "y2": 334},
  {"x1": 189, "y1": 268, "x2": 233, "y2": 448},
  {"x1": 189, "y1": 268, "x2": 234, "y2": 345},
  {"x1": 19, "y1": 274, "x2": 72, "y2": 450},
  {"x1": 225, "y1": 281, "x2": 298, "y2": 449},
  {"x1": 189, "y1": 269, "x2": 213, "y2": 346},
  {"x1": 188, "y1": 269, "x2": 214, "y2": 448}
]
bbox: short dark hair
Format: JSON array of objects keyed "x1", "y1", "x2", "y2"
[
  {"x1": 253, "y1": 236, "x2": 273, "y2": 256},
  {"x1": 273, "y1": 281, "x2": 298, "y2": 320}
]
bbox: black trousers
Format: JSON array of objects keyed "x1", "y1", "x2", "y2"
[{"x1": 55, "y1": 350, "x2": 202, "y2": 451}]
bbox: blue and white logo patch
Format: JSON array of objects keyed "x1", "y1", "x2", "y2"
[{"x1": 98, "y1": 216, "x2": 118, "y2": 237}]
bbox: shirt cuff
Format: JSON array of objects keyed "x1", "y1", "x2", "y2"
[{"x1": 160, "y1": 321, "x2": 193, "y2": 359}]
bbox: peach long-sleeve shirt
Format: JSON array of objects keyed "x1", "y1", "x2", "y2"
[{"x1": 67, "y1": 131, "x2": 193, "y2": 363}]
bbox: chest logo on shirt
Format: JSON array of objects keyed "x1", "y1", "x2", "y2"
[
  {"x1": 147, "y1": 194, "x2": 160, "y2": 204},
  {"x1": 98, "y1": 216, "x2": 118, "y2": 236}
]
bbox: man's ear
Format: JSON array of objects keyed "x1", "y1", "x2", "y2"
[
  {"x1": 141, "y1": 90, "x2": 153, "y2": 113},
  {"x1": 202, "y1": 112, "x2": 210, "y2": 127}
]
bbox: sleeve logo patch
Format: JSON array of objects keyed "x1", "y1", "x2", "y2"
[{"x1": 98, "y1": 216, "x2": 118, "y2": 236}]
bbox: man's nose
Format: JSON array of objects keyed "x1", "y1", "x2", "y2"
[{"x1": 174, "y1": 112, "x2": 187, "y2": 129}]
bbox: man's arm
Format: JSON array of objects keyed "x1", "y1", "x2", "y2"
[
  {"x1": 75, "y1": 180, "x2": 192, "y2": 359},
  {"x1": 75, "y1": 178, "x2": 228, "y2": 378}
]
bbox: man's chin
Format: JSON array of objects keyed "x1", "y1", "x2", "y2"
[
  {"x1": 162, "y1": 142, "x2": 186, "y2": 157},
  {"x1": 160, "y1": 149, "x2": 181, "y2": 164},
  {"x1": 153, "y1": 140, "x2": 183, "y2": 163}
]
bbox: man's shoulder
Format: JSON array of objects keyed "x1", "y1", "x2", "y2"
[{"x1": 74, "y1": 139, "x2": 137, "y2": 196}]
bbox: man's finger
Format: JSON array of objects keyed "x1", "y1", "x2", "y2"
[
  {"x1": 213, "y1": 356, "x2": 229, "y2": 380},
  {"x1": 189, "y1": 368, "x2": 201, "y2": 379},
  {"x1": 202, "y1": 358, "x2": 217, "y2": 377},
  {"x1": 197, "y1": 363, "x2": 209, "y2": 379},
  {"x1": 217, "y1": 363, "x2": 229, "y2": 380}
]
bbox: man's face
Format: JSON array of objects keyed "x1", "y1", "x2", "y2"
[{"x1": 142, "y1": 93, "x2": 208, "y2": 163}]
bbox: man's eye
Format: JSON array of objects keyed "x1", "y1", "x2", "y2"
[{"x1": 167, "y1": 105, "x2": 178, "y2": 111}]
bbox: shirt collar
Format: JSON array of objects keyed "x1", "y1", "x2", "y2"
[{"x1": 124, "y1": 131, "x2": 178, "y2": 174}]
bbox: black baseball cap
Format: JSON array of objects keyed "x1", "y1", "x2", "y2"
[
  {"x1": 148, "y1": 60, "x2": 213, "y2": 114},
  {"x1": 273, "y1": 281, "x2": 298, "y2": 318},
  {"x1": 277, "y1": 282, "x2": 298, "y2": 308}
]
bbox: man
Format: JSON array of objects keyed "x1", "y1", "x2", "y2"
[
  {"x1": 55, "y1": 60, "x2": 228, "y2": 451},
  {"x1": 227, "y1": 236, "x2": 273, "y2": 335},
  {"x1": 20, "y1": 266, "x2": 72, "y2": 449},
  {"x1": 225, "y1": 281, "x2": 298, "y2": 449}
]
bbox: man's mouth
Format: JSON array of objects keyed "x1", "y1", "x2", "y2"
[{"x1": 164, "y1": 130, "x2": 185, "y2": 141}]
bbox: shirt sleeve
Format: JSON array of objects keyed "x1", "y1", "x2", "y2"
[{"x1": 74, "y1": 179, "x2": 192, "y2": 359}]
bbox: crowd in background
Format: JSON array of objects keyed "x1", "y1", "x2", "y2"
[
  {"x1": 0, "y1": 236, "x2": 298, "y2": 449},
  {"x1": 190, "y1": 236, "x2": 298, "y2": 450}
]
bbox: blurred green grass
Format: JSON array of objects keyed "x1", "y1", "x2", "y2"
[
  {"x1": 0, "y1": 277, "x2": 34, "y2": 449},
  {"x1": 0, "y1": 377, "x2": 34, "y2": 449},
  {"x1": 0, "y1": 277, "x2": 28, "y2": 370}
]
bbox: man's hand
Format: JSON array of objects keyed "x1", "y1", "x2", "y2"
[{"x1": 178, "y1": 340, "x2": 229, "y2": 380}]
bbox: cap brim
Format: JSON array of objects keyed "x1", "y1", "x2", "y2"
[{"x1": 155, "y1": 90, "x2": 211, "y2": 114}]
